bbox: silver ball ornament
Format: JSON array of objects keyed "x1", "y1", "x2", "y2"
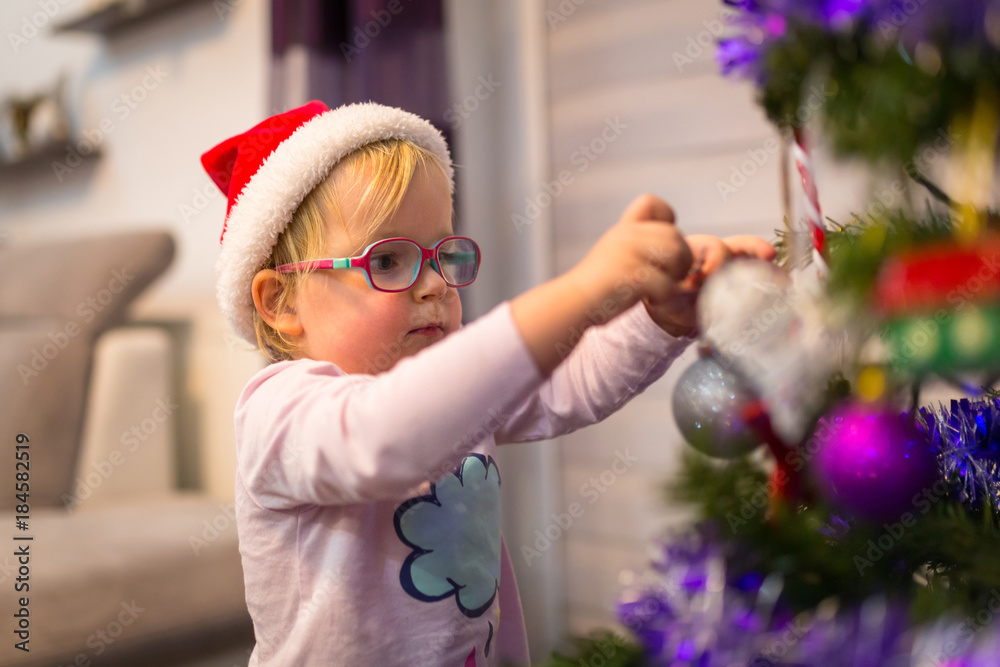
[{"x1": 672, "y1": 357, "x2": 762, "y2": 459}]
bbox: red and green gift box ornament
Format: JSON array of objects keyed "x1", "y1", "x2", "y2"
[{"x1": 876, "y1": 234, "x2": 1000, "y2": 375}]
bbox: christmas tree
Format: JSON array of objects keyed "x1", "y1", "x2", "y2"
[{"x1": 545, "y1": 1, "x2": 1000, "y2": 664}]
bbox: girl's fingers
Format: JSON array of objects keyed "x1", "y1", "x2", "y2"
[
  {"x1": 640, "y1": 224, "x2": 692, "y2": 281},
  {"x1": 723, "y1": 235, "x2": 777, "y2": 260},
  {"x1": 680, "y1": 234, "x2": 776, "y2": 288},
  {"x1": 621, "y1": 193, "x2": 676, "y2": 225},
  {"x1": 643, "y1": 269, "x2": 690, "y2": 306},
  {"x1": 683, "y1": 235, "x2": 728, "y2": 282},
  {"x1": 701, "y1": 241, "x2": 730, "y2": 275}
]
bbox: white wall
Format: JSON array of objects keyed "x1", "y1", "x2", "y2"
[
  {"x1": 0, "y1": 0, "x2": 271, "y2": 500},
  {"x1": 539, "y1": 0, "x2": 776, "y2": 639}
]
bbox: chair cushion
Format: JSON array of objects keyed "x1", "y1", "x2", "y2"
[
  {"x1": 73, "y1": 327, "x2": 176, "y2": 510},
  {"x1": 0, "y1": 492, "x2": 250, "y2": 666}
]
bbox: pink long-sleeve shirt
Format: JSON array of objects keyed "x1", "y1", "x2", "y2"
[{"x1": 234, "y1": 300, "x2": 691, "y2": 667}]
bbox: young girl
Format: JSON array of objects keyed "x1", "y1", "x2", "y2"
[{"x1": 201, "y1": 100, "x2": 774, "y2": 667}]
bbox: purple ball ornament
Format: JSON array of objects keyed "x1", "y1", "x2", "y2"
[{"x1": 812, "y1": 401, "x2": 939, "y2": 523}]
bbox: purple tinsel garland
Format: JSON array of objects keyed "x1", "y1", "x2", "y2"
[
  {"x1": 916, "y1": 397, "x2": 1000, "y2": 516},
  {"x1": 717, "y1": 0, "x2": 1000, "y2": 83},
  {"x1": 617, "y1": 525, "x2": 913, "y2": 666},
  {"x1": 617, "y1": 522, "x2": 1000, "y2": 665}
]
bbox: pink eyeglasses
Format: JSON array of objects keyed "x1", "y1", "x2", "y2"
[{"x1": 275, "y1": 236, "x2": 481, "y2": 293}]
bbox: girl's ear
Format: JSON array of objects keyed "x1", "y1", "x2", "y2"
[{"x1": 251, "y1": 269, "x2": 303, "y2": 336}]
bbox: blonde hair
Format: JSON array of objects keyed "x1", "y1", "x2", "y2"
[{"x1": 253, "y1": 138, "x2": 451, "y2": 362}]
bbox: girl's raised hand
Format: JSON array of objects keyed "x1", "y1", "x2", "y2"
[
  {"x1": 510, "y1": 193, "x2": 693, "y2": 376},
  {"x1": 568, "y1": 193, "x2": 695, "y2": 312},
  {"x1": 642, "y1": 234, "x2": 777, "y2": 337}
]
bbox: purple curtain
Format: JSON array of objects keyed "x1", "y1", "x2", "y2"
[{"x1": 270, "y1": 0, "x2": 450, "y2": 135}]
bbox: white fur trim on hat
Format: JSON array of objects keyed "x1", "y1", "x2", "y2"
[{"x1": 215, "y1": 102, "x2": 454, "y2": 344}]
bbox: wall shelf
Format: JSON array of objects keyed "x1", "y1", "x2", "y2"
[
  {"x1": 0, "y1": 141, "x2": 101, "y2": 178},
  {"x1": 52, "y1": 0, "x2": 217, "y2": 35}
]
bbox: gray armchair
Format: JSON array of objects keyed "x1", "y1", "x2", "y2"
[{"x1": 0, "y1": 231, "x2": 252, "y2": 666}]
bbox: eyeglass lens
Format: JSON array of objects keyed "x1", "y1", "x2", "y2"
[{"x1": 369, "y1": 239, "x2": 478, "y2": 290}]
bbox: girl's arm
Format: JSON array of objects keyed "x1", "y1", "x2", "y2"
[
  {"x1": 493, "y1": 234, "x2": 775, "y2": 443},
  {"x1": 493, "y1": 300, "x2": 693, "y2": 445}
]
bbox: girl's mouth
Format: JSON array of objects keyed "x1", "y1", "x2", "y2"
[{"x1": 408, "y1": 325, "x2": 443, "y2": 336}]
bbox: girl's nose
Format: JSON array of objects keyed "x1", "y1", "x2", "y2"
[{"x1": 411, "y1": 258, "x2": 448, "y2": 300}]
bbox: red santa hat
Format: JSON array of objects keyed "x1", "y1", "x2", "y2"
[{"x1": 201, "y1": 100, "x2": 455, "y2": 344}]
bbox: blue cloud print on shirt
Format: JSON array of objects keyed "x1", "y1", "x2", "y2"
[{"x1": 394, "y1": 454, "x2": 501, "y2": 618}]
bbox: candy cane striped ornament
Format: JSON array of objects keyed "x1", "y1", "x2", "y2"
[{"x1": 792, "y1": 127, "x2": 829, "y2": 275}]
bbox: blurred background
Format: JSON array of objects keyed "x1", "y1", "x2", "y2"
[{"x1": 0, "y1": 0, "x2": 878, "y2": 665}]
